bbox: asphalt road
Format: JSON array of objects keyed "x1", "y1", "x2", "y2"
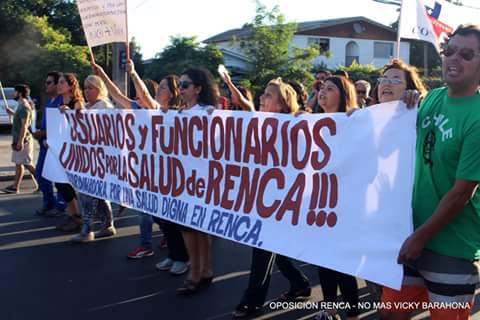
[{"x1": 1, "y1": 180, "x2": 480, "y2": 320}]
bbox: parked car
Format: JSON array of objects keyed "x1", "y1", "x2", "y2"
[{"x1": 0, "y1": 87, "x2": 18, "y2": 126}]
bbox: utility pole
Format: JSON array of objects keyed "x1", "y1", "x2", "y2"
[{"x1": 112, "y1": 43, "x2": 127, "y2": 95}]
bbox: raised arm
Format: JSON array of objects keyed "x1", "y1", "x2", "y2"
[
  {"x1": 222, "y1": 73, "x2": 255, "y2": 112},
  {"x1": 127, "y1": 60, "x2": 157, "y2": 110},
  {"x1": 92, "y1": 63, "x2": 133, "y2": 109}
]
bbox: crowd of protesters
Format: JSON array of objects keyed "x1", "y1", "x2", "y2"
[{"x1": 2, "y1": 23, "x2": 480, "y2": 320}]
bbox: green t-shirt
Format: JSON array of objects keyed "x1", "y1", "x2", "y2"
[
  {"x1": 11, "y1": 101, "x2": 32, "y2": 144},
  {"x1": 413, "y1": 87, "x2": 480, "y2": 260}
]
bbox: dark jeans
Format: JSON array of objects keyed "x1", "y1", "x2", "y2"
[
  {"x1": 158, "y1": 219, "x2": 188, "y2": 262},
  {"x1": 318, "y1": 266, "x2": 360, "y2": 317},
  {"x1": 35, "y1": 145, "x2": 65, "y2": 210},
  {"x1": 240, "y1": 248, "x2": 310, "y2": 307}
]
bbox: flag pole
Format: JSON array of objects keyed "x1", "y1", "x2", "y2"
[
  {"x1": 396, "y1": 0, "x2": 404, "y2": 58},
  {"x1": 125, "y1": 0, "x2": 130, "y2": 61}
]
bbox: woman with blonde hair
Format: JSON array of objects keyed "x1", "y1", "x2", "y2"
[
  {"x1": 70, "y1": 75, "x2": 116, "y2": 242},
  {"x1": 233, "y1": 78, "x2": 311, "y2": 319}
]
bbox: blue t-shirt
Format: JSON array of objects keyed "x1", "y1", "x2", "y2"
[
  {"x1": 40, "y1": 96, "x2": 63, "y2": 143},
  {"x1": 131, "y1": 101, "x2": 141, "y2": 109}
]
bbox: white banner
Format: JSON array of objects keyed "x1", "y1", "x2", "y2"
[
  {"x1": 44, "y1": 102, "x2": 416, "y2": 289},
  {"x1": 399, "y1": 0, "x2": 479, "y2": 51},
  {"x1": 76, "y1": 0, "x2": 127, "y2": 47}
]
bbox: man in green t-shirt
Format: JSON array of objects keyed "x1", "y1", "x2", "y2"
[
  {"x1": 3, "y1": 84, "x2": 38, "y2": 194},
  {"x1": 382, "y1": 25, "x2": 480, "y2": 320}
]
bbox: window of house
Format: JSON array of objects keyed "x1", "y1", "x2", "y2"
[
  {"x1": 307, "y1": 37, "x2": 330, "y2": 54},
  {"x1": 374, "y1": 42, "x2": 393, "y2": 58}
]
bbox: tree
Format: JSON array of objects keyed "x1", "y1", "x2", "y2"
[
  {"x1": 237, "y1": 1, "x2": 318, "y2": 95},
  {"x1": 144, "y1": 36, "x2": 224, "y2": 81},
  {"x1": 0, "y1": 15, "x2": 90, "y2": 98}
]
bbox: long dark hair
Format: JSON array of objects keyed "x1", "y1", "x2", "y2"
[
  {"x1": 182, "y1": 68, "x2": 219, "y2": 107},
  {"x1": 163, "y1": 75, "x2": 181, "y2": 107},
  {"x1": 61, "y1": 73, "x2": 84, "y2": 103},
  {"x1": 324, "y1": 76, "x2": 357, "y2": 113}
]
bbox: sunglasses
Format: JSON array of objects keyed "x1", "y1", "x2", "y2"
[
  {"x1": 179, "y1": 80, "x2": 193, "y2": 89},
  {"x1": 356, "y1": 90, "x2": 366, "y2": 95},
  {"x1": 441, "y1": 45, "x2": 480, "y2": 61},
  {"x1": 45, "y1": 81, "x2": 54, "y2": 85},
  {"x1": 377, "y1": 77, "x2": 404, "y2": 85}
]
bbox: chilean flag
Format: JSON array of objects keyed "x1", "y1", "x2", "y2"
[{"x1": 398, "y1": 0, "x2": 478, "y2": 52}]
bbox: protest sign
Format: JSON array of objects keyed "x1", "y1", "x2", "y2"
[
  {"x1": 76, "y1": 0, "x2": 128, "y2": 48},
  {"x1": 44, "y1": 102, "x2": 416, "y2": 289}
]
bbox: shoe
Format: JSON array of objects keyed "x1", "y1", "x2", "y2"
[
  {"x1": 35, "y1": 207, "x2": 54, "y2": 216},
  {"x1": 275, "y1": 286, "x2": 311, "y2": 302},
  {"x1": 95, "y1": 226, "x2": 116, "y2": 238},
  {"x1": 71, "y1": 230, "x2": 94, "y2": 243},
  {"x1": 3, "y1": 186, "x2": 18, "y2": 194},
  {"x1": 176, "y1": 279, "x2": 202, "y2": 295},
  {"x1": 45, "y1": 209, "x2": 63, "y2": 218},
  {"x1": 56, "y1": 216, "x2": 82, "y2": 233},
  {"x1": 156, "y1": 258, "x2": 173, "y2": 271},
  {"x1": 169, "y1": 261, "x2": 189, "y2": 275},
  {"x1": 314, "y1": 311, "x2": 338, "y2": 320},
  {"x1": 127, "y1": 246, "x2": 154, "y2": 259},
  {"x1": 232, "y1": 304, "x2": 262, "y2": 319}
]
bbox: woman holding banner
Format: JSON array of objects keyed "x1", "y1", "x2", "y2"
[
  {"x1": 233, "y1": 78, "x2": 312, "y2": 319},
  {"x1": 376, "y1": 59, "x2": 427, "y2": 105},
  {"x1": 315, "y1": 75, "x2": 360, "y2": 320},
  {"x1": 175, "y1": 68, "x2": 218, "y2": 295},
  {"x1": 55, "y1": 73, "x2": 84, "y2": 233},
  {"x1": 70, "y1": 75, "x2": 116, "y2": 243}
]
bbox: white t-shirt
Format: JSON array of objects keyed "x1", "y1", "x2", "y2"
[
  {"x1": 188, "y1": 104, "x2": 214, "y2": 111},
  {"x1": 87, "y1": 99, "x2": 114, "y2": 110}
]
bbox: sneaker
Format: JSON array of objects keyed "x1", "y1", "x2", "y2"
[
  {"x1": 95, "y1": 226, "x2": 116, "y2": 238},
  {"x1": 127, "y1": 246, "x2": 154, "y2": 259},
  {"x1": 3, "y1": 186, "x2": 18, "y2": 194},
  {"x1": 314, "y1": 311, "x2": 338, "y2": 320},
  {"x1": 156, "y1": 258, "x2": 173, "y2": 271},
  {"x1": 70, "y1": 225, "x2": 95, "y2": 243},
  {"x1": 170, "y1": 261, "x2": 189, "y2": 275},
  {"x1": 232, "y1": 304, "x2": 262, "y2": 319}
]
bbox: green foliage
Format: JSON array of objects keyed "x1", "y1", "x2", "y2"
[
  {"x1": 239, "y1": 1, "x2": 317, "y2": 94},
  {"x1": 338, "y1": 60, "x2": 382, "y2": 83},
  {"x1": 144, "y1": 36, "x2": 224, "y2": 81},
  {"x1": 0, "y1": 15, "x2": 90, "y2": 98}
]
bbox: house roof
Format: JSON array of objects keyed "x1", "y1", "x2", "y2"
[{"x1": 204, "y1": 16, "x2": 395, "y2": 43}]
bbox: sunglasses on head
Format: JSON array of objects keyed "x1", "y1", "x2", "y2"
[
  {"x1": 179, "y1": 80, "x2": 193, "y2": 89},
  {"x1": 441, "y1": 44, "x2": 480, "y2": 61}
]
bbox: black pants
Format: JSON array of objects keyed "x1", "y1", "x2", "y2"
[
  {"x1": 240, "y1": 248, "x2": 310, "y2": 307},
  {"x1": 158, "y1": 219, "x2": 188, "y2": 263},
  {"x1": 55, "y1": 183, "x2": 76, "y2": 203},
  {"x1": 318, "y1": 266, "x2": 360, "y2": 317}
]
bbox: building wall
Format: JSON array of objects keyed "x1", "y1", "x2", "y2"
[
  {"x1": 291, "y1": 35, "x2": 410, "y2": 69},
  {"x1": 210, "y1": 31, "x2": 411, "y2": 72}
]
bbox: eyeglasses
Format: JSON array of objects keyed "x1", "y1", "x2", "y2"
[
  {"x1": 45, "y1": 81, "x2": 53, "y2": 85},
  {"x1": 179, "y1": 80, "x2": 193, "y2": 89},
  {"x1": 377, "y1": 77, "x2": 404, "y2": 85},
  {"x1": 440, "y1": 44, "x2": 480, "y2": 61}
]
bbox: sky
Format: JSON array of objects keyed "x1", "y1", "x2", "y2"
[{"x1": 126, "y1": 0, "x2": 480, "y2": 59}]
